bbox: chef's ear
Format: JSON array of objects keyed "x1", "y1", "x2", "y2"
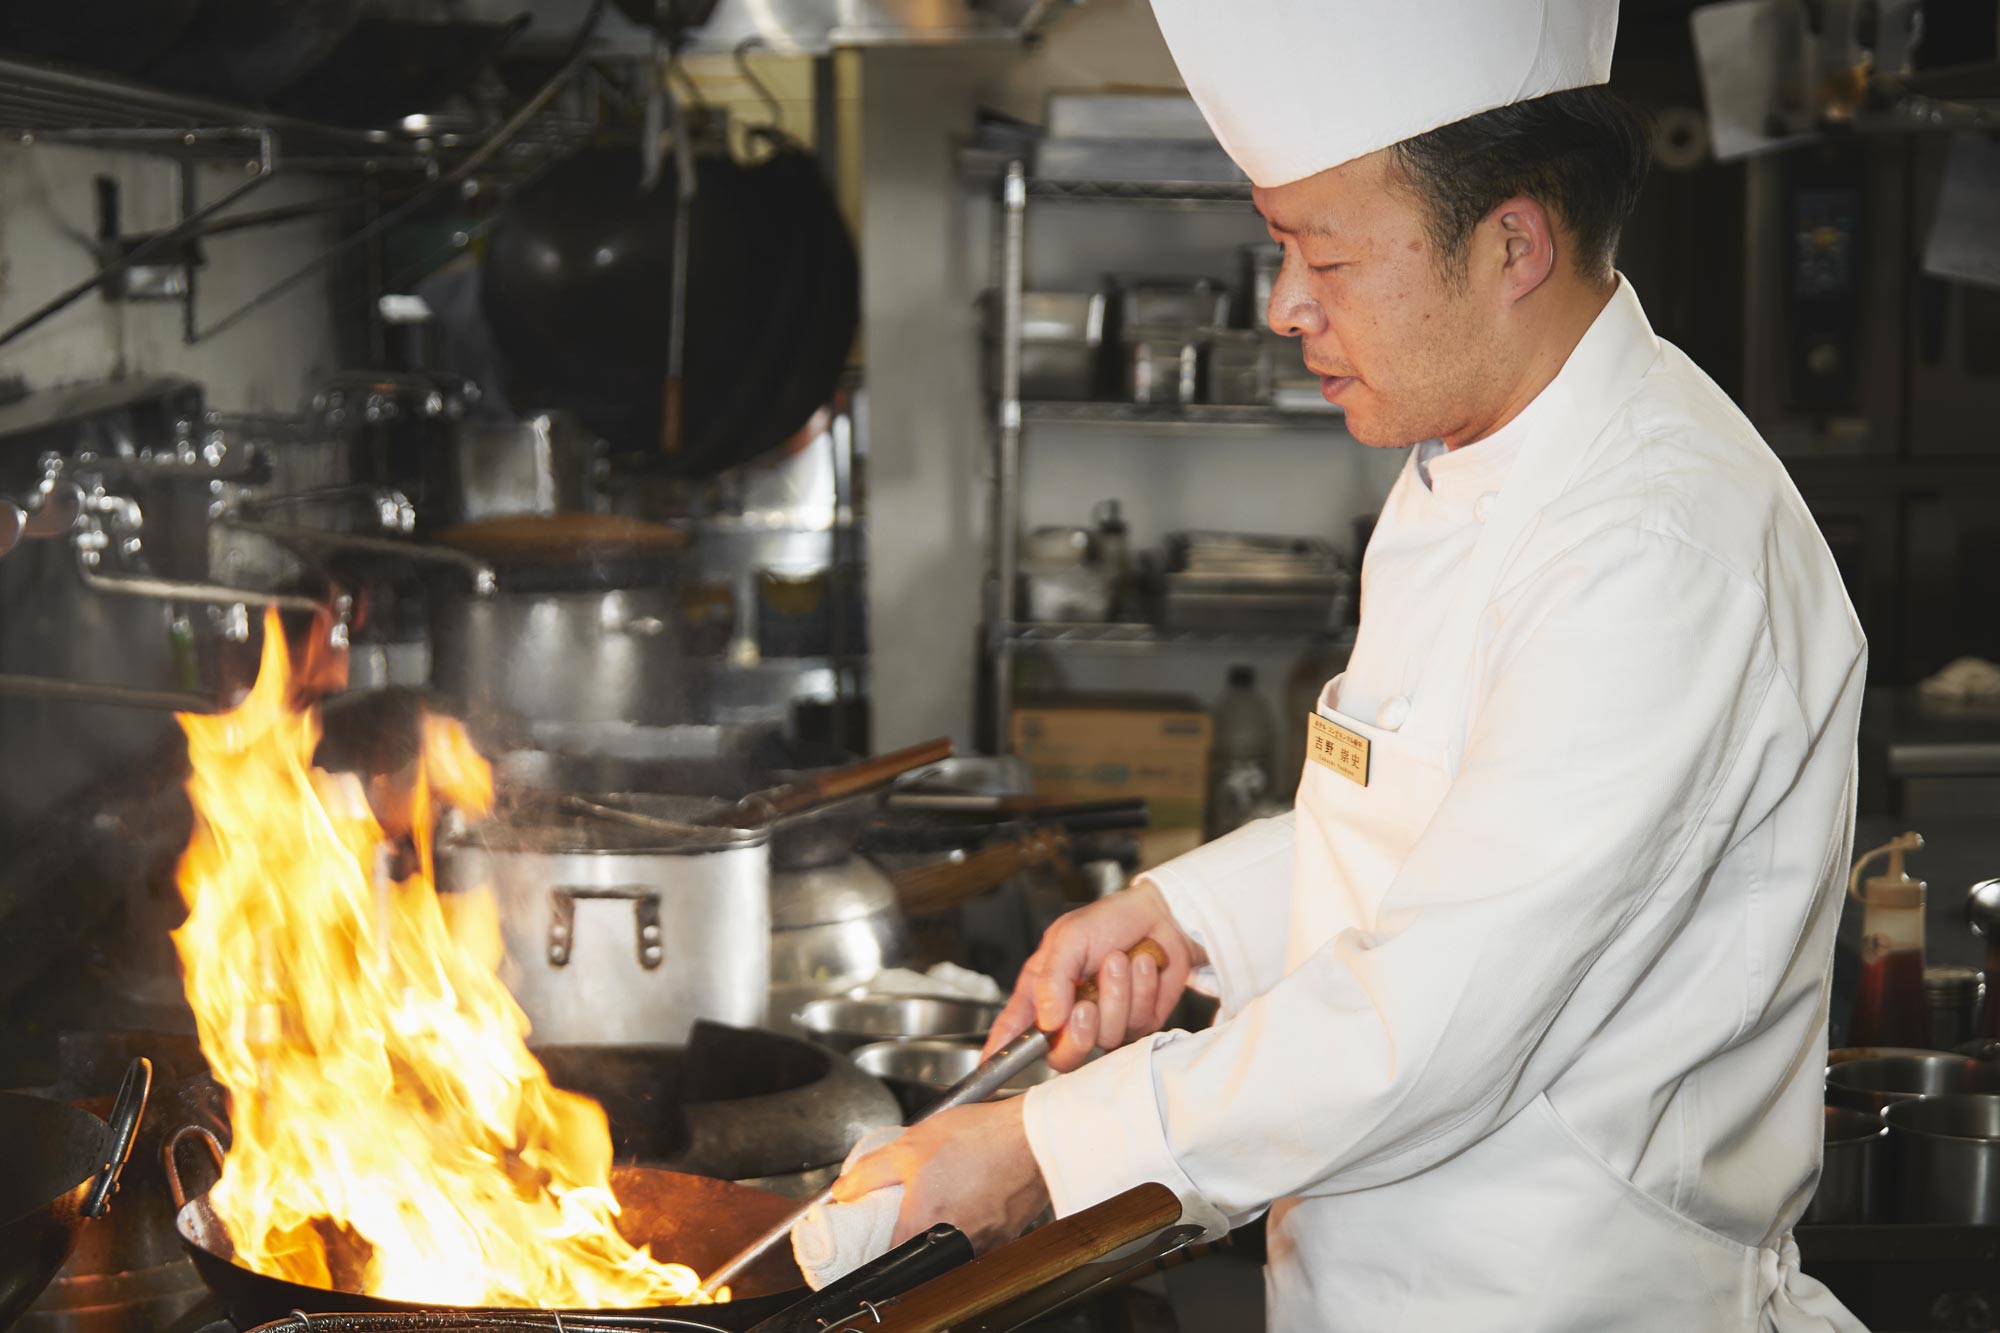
[{"x1": 1488, "y1": 195, "x2": 1557, "y2": 303}]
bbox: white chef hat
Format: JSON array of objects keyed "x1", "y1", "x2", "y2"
[{"x1": 1148, "y1": 1, "x2": 1621, "y2": 188}]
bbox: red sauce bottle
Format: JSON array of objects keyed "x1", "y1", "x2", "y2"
[{"x1": 1846, "y1": 832, "x2": 1928, "y2": 1050}]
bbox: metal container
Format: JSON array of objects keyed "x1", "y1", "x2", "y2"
[
  {"x1": 437, "y1": 795, "x2": 770, "y2": 1046},
  {"x1": 1019, "y1": 292, "x2": 1106, "y2": 345},
  {"x1": 1824, "y1": 1052, "x2": 2000, "y2": 1114},
  {"x1": 1805, "y1": 1106, "x2": 1887, "y2": 1224},
  {"x1": 1016, "y1": 339, "x2": 1101, "y2": 401},
  {"x1": 1884, "y1": 1093, "x2": 2000, "y2": 1223},
  {"x1": 769, "y1": 857, "x2": 913, "y2": 1019},
  {"x1": 1126, "y1": 333, "x2": 1199, "y2": 406},
  {"x1": 849, "y1": 1039, "x2": 1054, "y2": 1117},
  {"x1": 1020, "y1": 563, "x2": 1115, "y2": 623},
  {"x1": 431, "y1": 576, "x2": 705, "y2": 727},
  {"x1": 448, "y1": 412, "x2": 596, "y2": 523},
  {"x1": 1925, "y1": 965, "x2": 1984, "y2": 1052},
  {"x1": 1111, "y1": 278, "x2": 1232, "y2": 332},
  {"x1": 791, "y1": 996, "x2": 1003, "y2": 1055},
  {"x1": 1205, "y1": 330, "x2": 1271, "y2": 405},
  {"x1": 1238, "y1": 244, "x2": 1283, "y2": 326}
]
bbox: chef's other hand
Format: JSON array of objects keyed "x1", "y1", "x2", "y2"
[
  {"x1": 835, "y1": 1100, "x2": 1048, "y2": 1253},
  {"x1": 983, "y1": 883, "x2": 1204, "y2": 1071}
]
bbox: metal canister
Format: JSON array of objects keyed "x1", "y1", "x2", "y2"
[
  {"x1": 438, "y1": 795, "x2": 770, "y2": 1045},
  {"x1": 1925, "y1": 966, "x2": 1984, "y2": 1052}
]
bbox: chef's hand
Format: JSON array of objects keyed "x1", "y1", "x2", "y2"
[
  {"x1": 983, "y1": 883, "x2": 1204, "y2": 1072},
  {"x1": 835, "y1": 1099, "x2": 1048, "y2": 1253}
]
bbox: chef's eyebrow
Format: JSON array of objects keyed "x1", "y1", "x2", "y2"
[{"x1": 1256, "y1": 206, "x2": 1338, "y2": 240}]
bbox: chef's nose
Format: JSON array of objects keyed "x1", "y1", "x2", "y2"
[{"x1": 1267, "y1": 260, "x2": 1324, "y2": 339}]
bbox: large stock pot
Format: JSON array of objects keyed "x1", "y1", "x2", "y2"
[{"x1": 438, "y1": 796, "x2": 769, "y2": 1046}]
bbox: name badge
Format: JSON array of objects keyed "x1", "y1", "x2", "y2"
[{"x1": 1307, "y1": 712, "x2": 1370, "y2": 787}]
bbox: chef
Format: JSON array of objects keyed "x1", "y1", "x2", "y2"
[{"x1": 835, "y1": 1, "x2": 1869, "y2": 1327}]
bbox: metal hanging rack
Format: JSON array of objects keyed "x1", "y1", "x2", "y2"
[{"x1": 0, "y1": 49, "x2": 598, "y2": 350}]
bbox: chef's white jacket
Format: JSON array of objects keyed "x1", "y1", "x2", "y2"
[{"x1": 1020, "y1": 279, "x2": 1867, "y2": 1331}]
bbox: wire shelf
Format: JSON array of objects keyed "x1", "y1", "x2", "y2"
[
  {"x1": 0, "y1": 53, "x2": 591, "y2": 175},
  {"x1": 1007, "y1": 621, "x2": 1354, "y2": 654},
  {"x1": 1020, "y1": 400, "x2": 1346, "y2": 432}
]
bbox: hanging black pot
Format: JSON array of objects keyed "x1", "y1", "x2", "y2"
[{"x1": 480, "y1": 140, "x2": 858, "y2": 479}]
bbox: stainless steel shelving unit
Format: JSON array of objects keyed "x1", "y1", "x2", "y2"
[{"x1": 983, "y1": 158, "x2": 1351, "y2": 742}]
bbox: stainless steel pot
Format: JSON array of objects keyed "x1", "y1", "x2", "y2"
[
  {"x1": 431, "y1": 577, "x2": 705, "y2": 727},
  {"x1": 1825, "y1": 1053, "x2": 2000, "y2": 1114},
  {"x1": 437, "y1": 796, "x2": 769, "y2": 1046},
  {"x1": 1805, "y1": 1107, "x2": 1887, "y2": 1224},
  {"x1": 1884, "y1": 1093, "x2": 2000, "y2": 1223},
  {"x1": 769, "y1": 856, "x2": 912, "y2": 1019}
]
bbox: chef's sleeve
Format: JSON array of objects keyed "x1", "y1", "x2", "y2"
[
  {"x1": 1021, "y1": 524, "x2": 1824, "y2": 1229},
  {"x1": 1142, "y1": 811, "x2": 1298, "y2": 1017}
]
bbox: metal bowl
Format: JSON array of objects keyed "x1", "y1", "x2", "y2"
[
  {"x1": 1884, "y1": 1093, "x2": 2000, "y2": 1223},
  {"x1": 1957, "y1": 1038, "x2": 2000, "y2": 1062},
  {"x1": 1825, "y1": 1053, "x2": 2000, "y2": 1115},
  {"x1": 1805, "y1": 1107, "x2": 1888, "y2": 1224},
  {"x1": 791, "y1": 996, "x2": 1002, "y2": 1055},
  {"x1": 848, "y1": 1040, "x2": 1055, "y2": 1118}
]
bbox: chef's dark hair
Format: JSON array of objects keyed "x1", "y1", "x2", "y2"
[{"x1": 1388, "y1": 86, "x2": 1651, "y2": 287}]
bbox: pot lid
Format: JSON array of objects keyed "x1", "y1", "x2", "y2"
[{"x1": 770, "y1": 857, "x2": 898, "y2": 928}]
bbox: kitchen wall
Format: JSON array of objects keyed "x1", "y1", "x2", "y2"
[{"x1": 0, "y1": 143, "x2": 343, "y2": 412}]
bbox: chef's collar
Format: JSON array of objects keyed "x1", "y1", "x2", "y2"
[{"x1": 1418, "y1": 276, "x2": 1659, "y2": 503}]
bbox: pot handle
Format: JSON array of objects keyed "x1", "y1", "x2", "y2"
[
  {"x1": 82, "y1": 1057, "x2": 152, "y2": 1218},
  {"x1": 163, "y1": 1124, "x2": 228, "y2": 1211},
  {"x1": 550, "y1": 885, "x2": 664, "y2": 970}
]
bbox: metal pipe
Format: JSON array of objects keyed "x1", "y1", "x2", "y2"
[
  {"x1": 77, "y1": 562, "x2": 322, "y2": 614},
  {"x1": 991, "y1": 159, "x2": 1027, "y2": 744},
  {"x1": 0, "y1": 674, "x2": 215, "y2": 714},
  {"x1": 219, "y1": 518, "x2": 497, "y2": 592}
]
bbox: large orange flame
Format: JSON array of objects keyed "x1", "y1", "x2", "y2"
[{"x1": 173, "y1": 611, "x2": 712, "y2": 1307}]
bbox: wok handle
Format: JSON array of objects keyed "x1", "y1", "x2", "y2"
[
  {"x1": 867, "y1": 1183, "x2": 1184, "y2": 1333},
  {"x1": 744, "y1": 1224, "x2": 974, "y2": 1333},
  {"x1": 891, "y1": 828, "x2": 1070, "y2": 918},
  {"x1": 82, "y1": 1057, "x2": 151, "y2": 1218},
  {"x1": 163, "y1": 1123, "x2": 227, "y2": 1211},
  {"x1": 734, "y1": 738, "x2": 954, "y2": 823}
]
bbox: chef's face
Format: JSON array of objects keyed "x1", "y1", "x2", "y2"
[{"x1": 1255, "y1": 150, "x2": 1509, "y2": 449}]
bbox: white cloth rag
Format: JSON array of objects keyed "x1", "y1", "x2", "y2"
[
  {"x1": 860, "y1": 962, "x2": 1006, "y2": 1004},
  {"x1": 792, "y1": 1126, "x2": 905, "y2": 1290}
]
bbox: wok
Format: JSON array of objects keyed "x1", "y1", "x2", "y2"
[
  {"x1": 0, "y1": 1058, "x2": 151, "y2": 1325},
  {"x1": 482, "y1": 142, "x2": 857, "y2": 478},
  {"x1": 168, "y1": 1128, "x2": 811, "y2": 1332}
]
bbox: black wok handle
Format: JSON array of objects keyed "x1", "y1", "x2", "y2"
[
  {"x1": 82, "y1": 1057, "x2": 151, "y2": 1218},
  {"x1": 745, "y1": 1224, "x2": 975, "y2": 1333}
]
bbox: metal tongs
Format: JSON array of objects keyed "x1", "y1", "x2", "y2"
[{"x1": 696, "y1": 939, "x2": 1172, "y2": 1298}]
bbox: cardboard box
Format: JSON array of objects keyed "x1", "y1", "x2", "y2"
[{"x1": 1011, "y1": 694, "x2": 1212, "y2": 868}]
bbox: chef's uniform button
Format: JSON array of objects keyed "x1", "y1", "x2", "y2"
[
  {"x1": 1474, "y1": 492, "x2": 1497, "y2": 523},
  {"x1": 1377, "y1": 695, "x2": 1411, "y2": 731}
]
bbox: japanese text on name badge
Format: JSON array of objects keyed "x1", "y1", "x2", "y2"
[{"x1": 1307, "y1": 712, "x2": 1370, "y2": 787}]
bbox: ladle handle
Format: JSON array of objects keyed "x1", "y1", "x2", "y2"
[
  {"x1": 82, "y1": 1057, "x2": 151, "y2": 1218},
  {"x1": 163, "y1": 1123, "x2": 228, "y2": 1211}
]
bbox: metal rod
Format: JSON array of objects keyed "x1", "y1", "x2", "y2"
[
  {"x1": 697, "y1": 1028, "x2": 1057, "y2": 1300},
  {"x1": 77, "y1": 562, "x2": 322, "y2": 614},
  {"x1": 0, "y1": 148, "x2": 272, "y2": 350},
  {"x1": 220, "y1": 519, "x2": 497, "y2": 590},
  {"x1": 991, "y1": 159, "x2": 1027, "y2": 746},
  {"x1": 0, "y1": 673, "x2": 216, "y2": 713}
]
